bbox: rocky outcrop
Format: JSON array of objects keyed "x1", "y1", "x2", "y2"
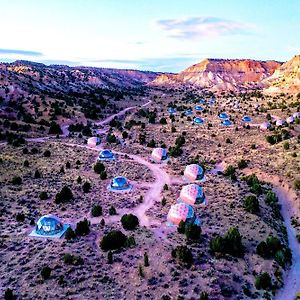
[
  {"x1": 151, "y1": 58, "x2": 281, "y2": 92},
  {"x1": 264, "y1": 55, "x2": 300, "y2": 94}
]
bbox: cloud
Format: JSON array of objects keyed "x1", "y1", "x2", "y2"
[
  {"x1": 0, "y1": 48, "x2": 43, "y2": 56},
  {"x1": 157, "y1": 17, "x2": 253, "y2": 39},
  {"x1": 88, "y1": 56, "x2": 202, "y2": 72}
]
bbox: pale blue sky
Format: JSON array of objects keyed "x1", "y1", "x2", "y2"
[{"x1": 0, "y1": 0, "x2": 299, "y2": 72}]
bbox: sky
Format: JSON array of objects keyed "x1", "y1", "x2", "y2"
[{"x1": 0, "y1": 0, "x2": 299, "y2": 72}]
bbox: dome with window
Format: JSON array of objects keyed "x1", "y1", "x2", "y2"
[
  {"x1": 98, "y1": 149, "x2": 115, "y2": 160},
  {"x1": 151, "y1": 147, "x2": 168, "y2": 162},
  {"x1": 179, "y1": 184, "x2": 206, "y2": 206},
  {"x1": 184, "y1": 164, "x2": 204, "y2": 181},
  {"x1": 36, "y1": 215, "x2": 64, "y2": 236}
]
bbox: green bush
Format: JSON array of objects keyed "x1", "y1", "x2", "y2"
[
  {"x1": 39, "y1": 191, "x2": 49, "y2": 200},
  {"x1": 43, "y1": 150, "x2": 51, "y2": 157},
  {"x1": 256, "y1": 235, "x2": 291, "y2": 266},
  {"x1": 100, "y1": 230, "x2": 127, "y2": 251},
  {"x1": 4, "y1": 288, "x2": 14, "y2": 300},
  {"x1": 185, "y1": 223, "x2": 201, "y2": 240},
  {"x1": 109, "y1": 206, "x2": 117, "y2": 215},
  {"x1": 255, "y1": 272, "x2": 272, "y2": 290},
  {"x1": 55, "y1": 186, "x2": 73, "y2": 204},
  {"x1": 244, "y1": 195, "x2": 260, "y2": 214},
  {"x1": 64, "y1": 227, "x2": 76, "y2": 240},
  {"x1": 121, "y1": 214, "x2": 139, "y2": 230},
  {"x1": 63, "y1": 253, "x2": 83, "y2": 265},
  {"x1": 41, "y1": 266, "x2": 52, "y2": 280},
  {"x1": 171, "y1": 245, "x2": 193, "y2": 265},
  {"x1": 75, "y1": 218, "x2": 90, "y2": 236},
  {"x1": 16, "y1": 213, "x2": 25, "y2": 222},
  {"x1": 294, "y1": 180, "x2": 300, "y2": 190},
  {"x1": 11, "y1": 176, "x2": 22, "y2": 185},
  {"x1": 91, "y1": 204, "x2": 102, "y2": 217},
  {"x1": 94, "y1": 161, "x2": 105, "y2": 174},
  {"x1": 210, "y1": 227, "x2": 244, "y2": 257},
  {"x1": 238, "y1": 159, "x2": 248, "y2": 169},
  {"x1": 82, "y1": 181, "x2": 91, "y2": 193}
]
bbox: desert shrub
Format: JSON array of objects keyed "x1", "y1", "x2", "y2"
[
  {"x1": 23, "y1": 160, "x2": 29, "y2": 167},
  {"x1": 91, "y1": 204, "x2": 102, "y2": 217},
  {"x1": 238, "y1": 159, "x2": 248, "y2": 169},
  {"x1": 108, "y1": 251, "x2": 113, "y2": 264},
  {"x1": 256, "y1": 235, "x2": 291, "y2": 266},
  {"x1": 41, "y1": 266, "x2": 52, "y2": 280},
  {"x1": 244, "y1": 195, "x2": 260, "y2": 214},
  {"x1": 43, "y1": 150, "x2": 51, "y2": 157},
  {"x1": 34, "y1": 170, "x2": 41, "y2": 178},
  {"x1": 75, "y1": 218, "x2": 90, "y2": 236},
  {"x1": 63, "y1": 253, "x2": 83, "y2": 265},
  {"x1": 294, "y1": 180, "x2": 300, "y2": 190},
  {"x1": 243, "y1": 174, "x2": 262, "y2": 195},
  {"x1": 16, "y1": 213, "x2": 25, "y2": 222},
  {"x1": 125, "y1": 235, "x2": 136, "y2": 248},
  {"x1": 66, "y1": 161, "x2": 71, "y2": 169},
  {"x1": 49, "y1": 121, "x2": 62, "y2": 134},
  {"x1": 210, "y1": 227, "x2": 244, "y2": 257},
  {"x1": 199, "y1": 292, "x2": 209, "y2": 300},
  {"x1": 109, "y1": 206, "x2": 117, "y2": 215},
  {"x1": 100, "y1": 230, "x2": 127, "y2": 251},
  {"x1": 121, "y1": 214, "x2": 139, "y2": 230},
  {"x1": 283, "y1": 141, "x2": 290, "y2": 150},
  {"x1": 177, "y1": 220, "x2": 186, "y2": 234},
  {"x1": 160, "y1": 117, "x2": 167, "y2": 124},
  {"x1": 185, "y1": 223, "x2": 201, "y2": 240},
  {"x1": 4, "y1": 288, "x2": 14, "y2": 300},
  {"x1": 255, "y1": 272, "x2": 272, "y2": 290},
  {"x1": 100, "y1": 171, "x2": 107, "y2": 180},
  {"x1": 39, "y1": 191, "x2": 49, "y2": 200},
  {"x1": 11, "y1": 176, "x2": 22, "y2": 185},
  {"x1": 55, "y1": 186, "x2": 73, "y2": 204},
  {"x1": 77, "y1": 176, "x2": 82, "y2": 184},
  {"x1": 144, "y1": 252, "x2": 149, "y2": 267},
  {"x1": 171, "y1": 245, "x2": 193, "y2": 265},
  {"x1": 223, "y1": 165, "x2": 236, "y2": 180},
  {"x1": 94, "y1": 161, "x2": 105, "y2": 174},
  {"x1": 64, "y1": 227, "x2": 76, "y2": 240},
  {"x1": 82, "y1": 181, "x2": 91, "y2": 193}
]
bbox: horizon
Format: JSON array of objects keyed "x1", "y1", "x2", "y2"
[{"x1": 0, "y1": 0, "x2": 299, "y2": 72}]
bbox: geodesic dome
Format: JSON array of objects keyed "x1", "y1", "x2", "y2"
[
  {"x1": 276, "y1": 119, "x2": 284, "y2": 126},
  {"x1": 242, "y1": 116, "x2": 252, "y2": 122},
  {"x1": 195, "y1": 105, "x2": 204, "y2": 112},
  {"x1": 184, "y1": 164, "x2": 204, "y2": 181},
  {"x1": 185, "y1": 109, "x2": 193, "y2": 116},
  {"x1": 87, "y1": 136, "x2": 101, "y2": 147},
  {"x1": 193, "y1": 117, "x2": 204, "y2": 125},
  {"x1": 167, "y1": 203, "x2": 195, "y2": 225},
  {"x1": 98, "y1": 149, "x2": 115, "y2": 160},
  {"x1": 36, "y1": 215, "x2": 63, "y2": 236},
  {"x1": 198, "y1": 99, "x2": 206, "y2": 104},
  {"x1": 293, "y1": 112, "x2": 300, "y2": 119},
  {"x1": 179, "y1": 184, "x2": 206, "y2": 205},
  {"x1": 260, "y1": 122, "x2": 270, "y2": 130},
  {"x1": 110, "y1": 176, "x2": 130, "y2": 190},
  {"x1": 286, "y1": 116, "x2": 294, "y2": 124},
  {"x1": 168, "y1": 107, "x2": 176, "y2": 114},
  {"x1": 222, "y1": 119, "x2": 232, "y2": 126},
  {"x1": 151, "y1": 148, "x2": 168, "y2": 162},
  {"x1": 219, "y1": 112, "x2": 229, "y2": 119}
]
